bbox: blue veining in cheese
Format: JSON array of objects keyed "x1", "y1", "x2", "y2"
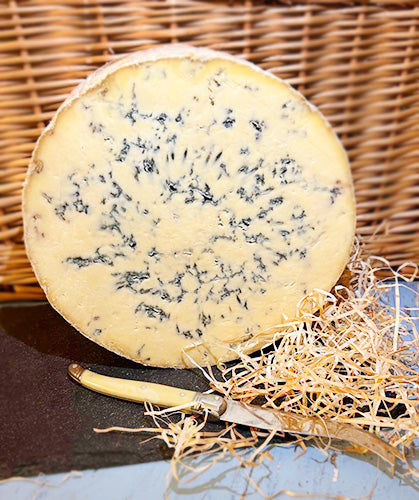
[{"x1": 23, "y1": 45, "x2": 355, "y2": 368}]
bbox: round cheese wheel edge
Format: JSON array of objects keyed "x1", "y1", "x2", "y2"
[{"x1": 23, "y1": 44, "x2": 356, "y2": 368}]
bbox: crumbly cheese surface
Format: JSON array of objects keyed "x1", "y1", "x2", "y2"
[{"x1": 24, "y1": 46, "x2": 355, "y2": 368}]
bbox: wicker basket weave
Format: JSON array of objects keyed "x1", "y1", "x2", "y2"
[{"x1": 0, "y1": 0, "x2": 418, "y2": 301}]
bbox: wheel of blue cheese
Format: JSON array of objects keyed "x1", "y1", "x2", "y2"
[{"x1": 23, "y1": 45, "x2": 355, "y2": 368}]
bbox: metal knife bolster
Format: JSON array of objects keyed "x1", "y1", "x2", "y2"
[{"x1": 192, "y1": 393, "x2": 227, "y2": 418}]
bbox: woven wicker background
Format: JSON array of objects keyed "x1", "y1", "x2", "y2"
[{"x1": 0, "y1": 0, "x2": 418, "y2": 301}]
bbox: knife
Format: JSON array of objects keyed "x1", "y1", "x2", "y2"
[{"x1": 67, "y1": 363, "x2": 401, "y2": 466}]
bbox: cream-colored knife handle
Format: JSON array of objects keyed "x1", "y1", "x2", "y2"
[{"x1": 68, "y1": 363, "x2": 197, "y2": 408}]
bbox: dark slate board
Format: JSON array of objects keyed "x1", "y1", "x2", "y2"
[{"x1": 0, "y1": 302, "x2": 213, "y2": 479}]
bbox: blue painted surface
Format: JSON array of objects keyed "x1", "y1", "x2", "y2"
[
  {"x1": 1, "y1": 446, "x2": 418, "y2": 500},
  {"x1": 1, "y1": 282, "x2": 417, "y2": 499}
]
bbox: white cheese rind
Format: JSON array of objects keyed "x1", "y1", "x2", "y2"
[{"x1": 23, "y1": 45, "x2": 356, "y2": 368}]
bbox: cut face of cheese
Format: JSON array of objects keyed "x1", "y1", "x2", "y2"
[{"x1": 23, "y1": 45, "x2": 355, "y2": 368}]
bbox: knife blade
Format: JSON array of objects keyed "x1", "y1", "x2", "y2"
[
  {"x1": 218, "y1": 399, "x2": 402, "y2": 465},
  {"x1": 68, "y1": 363, "x2": 401, "y2": 466}
]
